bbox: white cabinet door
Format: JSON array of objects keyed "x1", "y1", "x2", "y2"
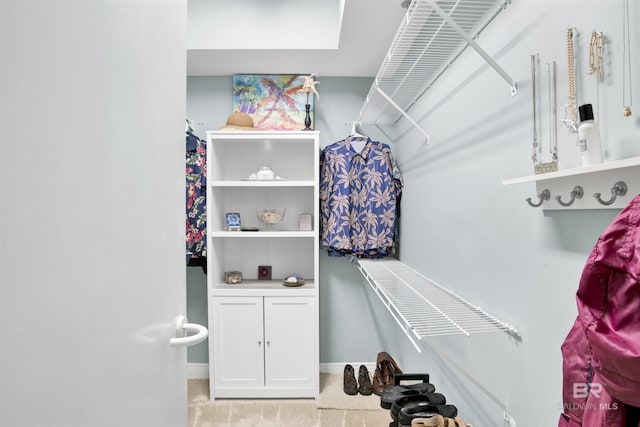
[
  {"x1": 213, "y1": 297, "x2": 264, "y2": 388},
  {"x1": 264, "y1": 296, "x2": 315, "y2": 388}
]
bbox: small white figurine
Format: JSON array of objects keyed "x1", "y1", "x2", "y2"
[{"x1": 299, "y1": 73, "x2": 320, "y2": 101}]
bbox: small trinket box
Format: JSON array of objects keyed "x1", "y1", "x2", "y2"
[
  {"x1": 258, "y1": 266, "x2": 272, "y2": 280},
  {"x1": 224, "y1": 271, "x2": 243, "y2": 284},
  {"x1": 225, "y1": 213, "x2": 241, "y2": 231},
  {"x1": 299, "y1": 213, "x2": 313, "y2": 231}
]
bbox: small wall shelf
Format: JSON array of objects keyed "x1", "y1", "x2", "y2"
[
  {"x1": 355, "y1": 258, "x2": 517, "y2": 351},
  {"x1": 502, "y1": 156, "x2": 640, "y2": 210}
]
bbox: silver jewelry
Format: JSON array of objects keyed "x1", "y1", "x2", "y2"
[
  {"x1": 548, "y1": 61, "x2": 558, "y2": 161},
  {"x1": 531, "y1": 53, "x2": 540, "y2": 164},
  {"x1": 623, "y1": 0, "x2": 633, "y2": 117}
]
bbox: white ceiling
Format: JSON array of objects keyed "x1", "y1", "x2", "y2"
[{"x1": 187, "y1": 0, "x2": 408, "y2": 77}]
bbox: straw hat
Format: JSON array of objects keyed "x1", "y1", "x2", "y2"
[{"x1": 220, "y1": 112, "x2": 256, "y2": 131}]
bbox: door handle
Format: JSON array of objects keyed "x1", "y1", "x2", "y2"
[{"x1": 169, "y1": 315, "x2": 208, "y2": 347}]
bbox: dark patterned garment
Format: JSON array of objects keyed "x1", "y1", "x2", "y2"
[
  {"x1": 320, "y1": 137, "x2": 402, "y2": 258},
  {"x1": 186, "y1": 132, "x2": 207, "y2": 260}
]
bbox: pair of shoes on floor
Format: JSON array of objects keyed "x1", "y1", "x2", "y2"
[
  {"x1": 343, "y1": 364, "x2": 374, "y2": 395},
  {"x1": 411, "y1": 415, "x2": 473, "y2": 427},
  {"x1": 390, "y1": 394, "x2": 449, "y2": 422},
  {"x1": 373, "y1": 351, "x2": 403, "y2": 396},
  {"x1": 395, "y1": 401, "x2": 458, "y2": 426},
  {"x1": 380, "y1": 373, "x2": 435, "y2": 409}
]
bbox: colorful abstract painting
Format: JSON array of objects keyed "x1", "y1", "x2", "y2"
[{"x1": 233, "y1": 74, "x2": 314, "y2": 130}]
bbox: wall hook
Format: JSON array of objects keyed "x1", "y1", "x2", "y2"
[
  {"x1": 594, "y1": 181, "x2": 628, "y2": 206},
  {"x1": 526, "y1": 189, "x2": 551, "y2": 207},
  {"x1": 555, "y1": 186, "x2": 584, "y2": 207}
]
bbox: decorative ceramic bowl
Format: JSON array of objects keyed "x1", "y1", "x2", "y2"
[
  {"x1": 257, "y1": 208, "x2": 286, "y2": 229},
  {"x1": 283, "y1": 274, "x2": 304, "y2": 287}
]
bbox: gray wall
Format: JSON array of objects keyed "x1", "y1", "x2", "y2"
[
  {"x1": 186, "y1": 76, "x2": 385, "y2": 364},
  {"x1": 360, "y1": 0, "x2": 639, "y2": 426}
]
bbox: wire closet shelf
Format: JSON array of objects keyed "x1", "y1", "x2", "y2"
[
  {"x1": 357, "y1": 0, "x2": 516, "y2": 139},
  {"x1": 356, "y1": 258, "x2": 517, "y2": 342}
]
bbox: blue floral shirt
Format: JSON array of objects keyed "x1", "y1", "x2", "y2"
[
  {"x1": 320, "y1": 137, "x2": 402, "y2": 257},
  {"x1": 186, "y1": 132, "x2": 207, "y2": 259}
]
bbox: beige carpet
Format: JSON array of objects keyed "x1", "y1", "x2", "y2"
[
  {"x1": 188, "y1": 374, "x2": 390, "y2": 427},
  {"x1": 316, "y1": 373, "x2": 382, "y2": 410}
]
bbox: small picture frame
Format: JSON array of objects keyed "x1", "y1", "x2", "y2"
[
  {"x1": 225, "y1": 213, "x2": 241, "y2": 231},
  {"x1": 258, "y1": 265, "x2": 272, "y2": 280}
]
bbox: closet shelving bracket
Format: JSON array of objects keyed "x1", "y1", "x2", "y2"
[
  {"x1": 427, "y1": 0, "x2": 517, "y2": 96},
  {"x1": 357, "y1": 0, "x2": 516, "y2": 135}
]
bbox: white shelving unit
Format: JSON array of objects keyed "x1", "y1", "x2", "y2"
[
  {"x1": 357, "y1": 0, "x2": 515, "y2": 138},
  {"x1": 206, "y1": 130, "x2": 320, "y2": 399},
  {"x1": 502, "y1": 156, "x2": 640, "y2": 210},
  {"x1": 355, "y1": 258, "x2": 518, "y2": 425},
  {"x1": 356, "y1": 258, "x2": 517, "y2": 351}
]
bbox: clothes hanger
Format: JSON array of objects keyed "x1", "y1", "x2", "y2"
[
  {"x1": 349, "y1": 121, "x2": 367, "y2": 139},
  {"x1": 348, "y1": 121, "x2": 368, "y2": 153}
]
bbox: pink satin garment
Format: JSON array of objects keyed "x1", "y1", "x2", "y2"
[{"x1": 559, "y1": 195, "x2": 640, "y2": 426}]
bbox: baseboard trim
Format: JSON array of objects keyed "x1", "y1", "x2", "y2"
[
  {"x1": 187, "y1": 362, "x2": 209, "y2": 379},
  {"x1": 187, "y1": 362, "x2": 376, "y2": 378}
]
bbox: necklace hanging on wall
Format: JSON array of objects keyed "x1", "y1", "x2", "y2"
[
  {"x1": 531, "y1": 53, "x2": 558, "y2": 174},
  {"x1": 531, "y1": 53, "x2": 540, "y2": 166},
  {"x1": 548, "y1": 60, "x2": 558, "y2": 164},
  {"x1": 622, "y1": 0, "x2": 633, "y2": 117},
  {"x1": 587, "y1": 30, "x2": 603, "y2": 121},
  {"x1": 561, "y1": 27, "x2": 579, "y2": 134},
  {"x1": 587, "y1": 30, "x2": 603, "y2": 79}
]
